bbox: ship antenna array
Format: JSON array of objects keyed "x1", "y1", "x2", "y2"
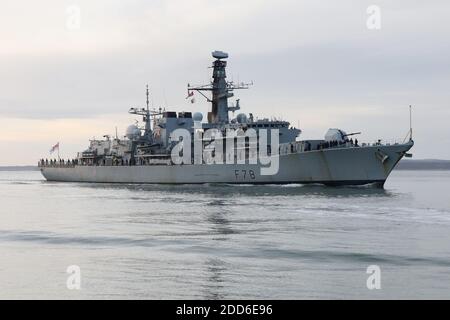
[
  {"x1": 127, "y1": 85, "x2": 166, "y2": 137},
  {"x1": 187, "y1": 80, "x2": 253, "y2": 102},
  {"x1": 187, "y1": 52, "x2": 253, "y2": 105},
  {"x1": 409, "y1": 105, "x2": 413, "y2": 141},
  {"x1": 402, "y1": 105, "x2": 413, "y2": 143},
  {"x1": 146, "y1": 84, "x2": 150, "y2": 112}
]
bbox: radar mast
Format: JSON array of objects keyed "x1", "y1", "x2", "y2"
[
  {"x1": 128, "y1": 84, "x2": 154, "y2": 139},
  {"x1": 188, "y1": 51, "x2": 252, "y2": 124}
]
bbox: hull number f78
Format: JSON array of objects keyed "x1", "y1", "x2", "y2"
[{"x1": 234, "y1": 170, "x2": 256, "y2": 180}]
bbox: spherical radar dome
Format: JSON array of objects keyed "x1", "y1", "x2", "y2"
[
  {"x1": 236, "y1": 113, "x2": 248, "y2": 124},
  {"x1": 126, "y1": 124, "x2": 141, "y2": 140},
  {"x1": 193, "y1": 112, "x2": 203, "y2": 122}
]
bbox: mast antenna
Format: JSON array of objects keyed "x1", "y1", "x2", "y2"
[
  {"x1": 409, "y1": 105, "x2": 413, "y2": 141},
  {"x1": 146, "y1": 84, "x2": 150, "y2": 111}
]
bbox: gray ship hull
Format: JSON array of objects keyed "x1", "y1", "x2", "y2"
[{"x1": 40, "y1": 142, "x2": 413, "y2": 187}]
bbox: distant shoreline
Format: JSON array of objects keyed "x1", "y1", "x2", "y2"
[
  {"x1": 0, "y1": 166, "x2": 39, "y2": 171},
  {"x1": 395, "y1": 159, "x2": 450, "y2": 170},
  {"x1": 1, "y1": 159, "x2": 450, "y2": 171}
]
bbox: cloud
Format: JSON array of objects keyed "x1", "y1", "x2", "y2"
[{"x1": 0, "y1": 0, "x2": 449, "y2": 163}]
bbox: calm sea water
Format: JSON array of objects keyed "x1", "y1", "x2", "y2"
[{"x1": 1, "y1": 170, "x2": 450, "y2": 299}]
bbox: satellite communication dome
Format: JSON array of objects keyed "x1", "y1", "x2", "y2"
[
  {"x1": 236, "y1": 113, "x2": 248, "y2": 124},
  {"x1": 193, "y1": 112, "x2": 203, "y2": 122},
  {"x1": 212, "y1": 51, "x2": 229, "y2": 59},
  {"x1": 126, "y1": 124, "x2": 141, "y2": 140}
]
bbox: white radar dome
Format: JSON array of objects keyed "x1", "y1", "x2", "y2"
[
  {"x1": 193, "y1": 112, "x2": 203, "y2": 122},
  {"x1": 126, "y1": 125, "x2": 141, "y2": 140},
  {"x1": 236, "y1": 113, "x2": 248, "y2": 124}
]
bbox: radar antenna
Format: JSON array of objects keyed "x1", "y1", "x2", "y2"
[
  {"x1": 188, "y1": 51, "x2": 253, "y2": 124},
  {"x1": 128, "y1": 84, "x2": 164, "y2": 140}
]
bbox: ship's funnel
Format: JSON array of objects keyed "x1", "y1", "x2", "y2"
[{"x1": 212, "y1": 51, "x2": 228, "y2": 59}]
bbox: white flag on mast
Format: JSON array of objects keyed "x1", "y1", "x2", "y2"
[{"x1": 49, "y1": 142, "x2": 60, "y2": 154}]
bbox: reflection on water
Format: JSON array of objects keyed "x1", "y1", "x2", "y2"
[
  {"x1": 1, "y1": 170, "x2": 450, "y2": 299},
  {"x1": 207, "y1": 213, "x2": 235, "y2": 240},
  {"x1": 62, "y1": 180, "x2": 394, "y2": 199},
  {"x1": 202, "y1": 258, "x2": 227, "y2": 300}
]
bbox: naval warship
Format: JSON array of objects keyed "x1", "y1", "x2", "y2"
[{"x1": 39, "y1": 51, "x2": 414, "y2": 187}]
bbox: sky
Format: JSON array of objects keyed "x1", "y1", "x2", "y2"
[{"x1": 0, "y1": 0, "x2": 449, "y2": 165}]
